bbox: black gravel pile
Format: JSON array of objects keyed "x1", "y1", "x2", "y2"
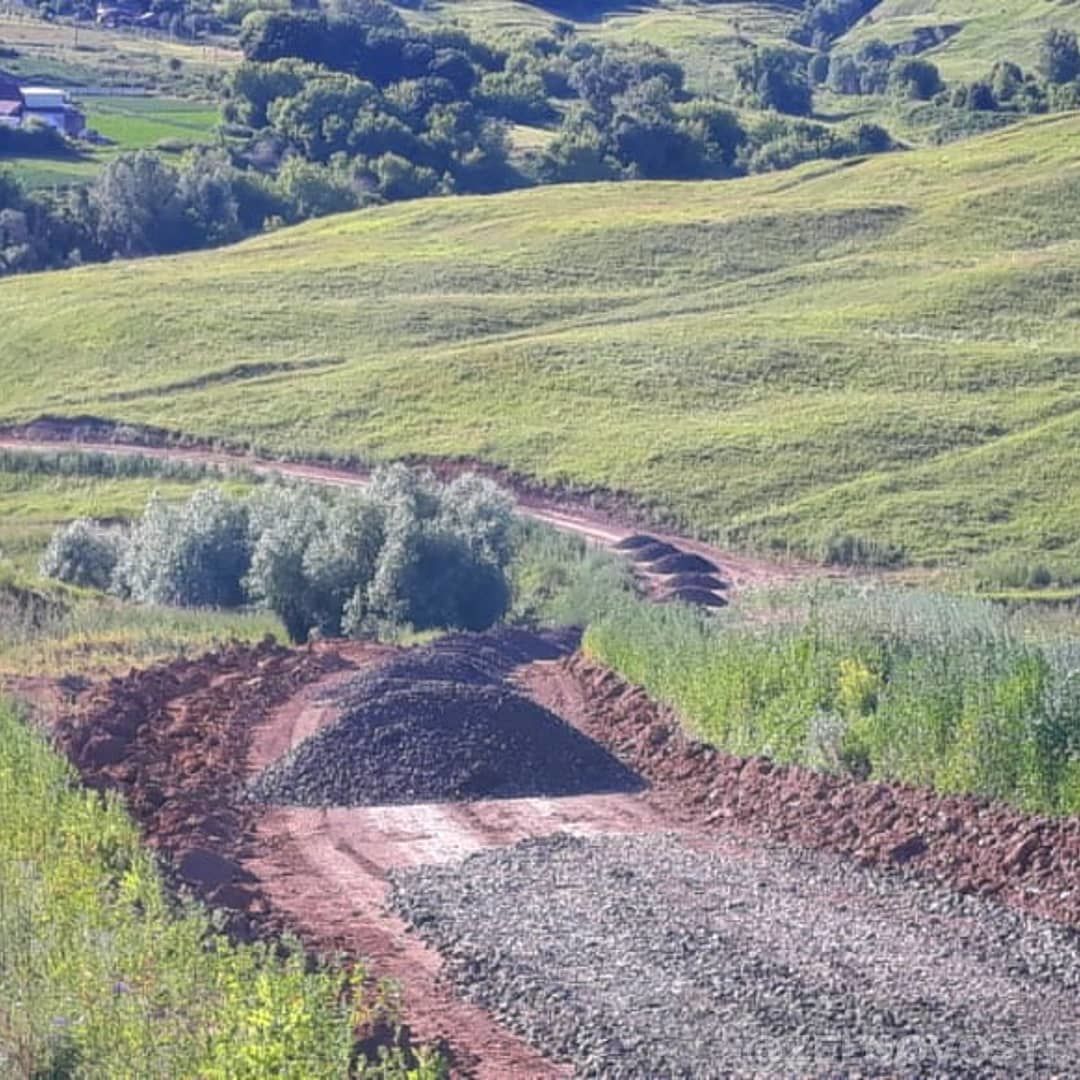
[
  {"x1": 390, "y1": 833, "x2": 1080, "y2": 1079},
  {"x1": 626, "y1": 542, "x2": 678, "y2": 563},
  {"x1": 664, "y1": 573, "x2": 728, "y2": 592},
  {"x1": 649, "y1": 552, "x2": 718, "y2": 574},
  {"x1": 249, "y1": 629, "x2": 641, "y2": 808},
  {"x1": 613, "y1": 534, "x2": 663, "y2": 551}
]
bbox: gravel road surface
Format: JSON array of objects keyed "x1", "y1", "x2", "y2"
[{"x1": 391, "y1": 832, "x2": 1080, "y2": 1079}]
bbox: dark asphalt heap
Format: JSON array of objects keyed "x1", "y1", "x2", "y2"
[
  {"x1": 249, "y1": 628, "x2": 643, "y2": 807},
  {"x1": 390, "y1": 832, "x2": 1080, "y2": 1079}
]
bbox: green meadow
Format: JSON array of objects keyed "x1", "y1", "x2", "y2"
[
  {"x1": 4, "y1": 112, "x2": 1079, "y2": 569},
  {"x1": 424, "y1": 0, "x2": 798, "y2": 95},
  {"x1": 838, "y1": 0, "x2": 1080, "y2": 82}
]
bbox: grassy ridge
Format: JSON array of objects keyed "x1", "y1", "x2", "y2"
[{"x1": 3, "y1": 114, "x2": 1080, "y2": 567}]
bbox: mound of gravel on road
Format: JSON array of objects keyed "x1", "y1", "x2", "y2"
[
  {"x1": 626, "y1": 542, "x2": 678, "y2": 563},
  {"x1": 612, "y1": 534, "x2": 662, "y2": 551},
  {"x1": 660, "y1": 586, "x2": 728, "y2": 608},
  {"x1": 648, "y1": 552, "x2": 718, "y2": 574},
  {"x1": 249, "y1": 629, "x2": 640, "y2": 808},
  {"x1": 391, "y1": 832, "x2": 1080, "y2": 1079},
  {"x1": 664, "y1": 572, "x2": 728, "y2": 592}
]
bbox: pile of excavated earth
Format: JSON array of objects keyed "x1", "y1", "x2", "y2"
[{"x1": 48, "y1": 628, "x2": 1080, "y2": 1078}]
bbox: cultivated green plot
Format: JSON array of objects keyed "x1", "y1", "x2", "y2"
[{"x1": 2, "y1": 113, "x2": 1080, "y2": 567}]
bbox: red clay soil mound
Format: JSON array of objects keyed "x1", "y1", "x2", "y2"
[
  {"x1": 664, "y1": 573, "x2": 729, "y2": 592},
  {"x1": 627, "y1": 541, "x2": 679, "y2": 563},
  {"x1": 649, "y1": 552, "x2": 719, "y2": 574},
  {"x1": 52, "y1": 639, "x2": 367, "y2": 923},
  {"x1": 550, "y1": 654, "x2": 1080, "y2": 928},
  {"x1": 613, "y1": 534, "x2": 663, "y2": 551},
  {"x1": 660, "y1": 587, "x2": 728, "y2": 608}
]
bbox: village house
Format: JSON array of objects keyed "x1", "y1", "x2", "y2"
[
  {"x1": 20, "y1": 86, "x2": 86, "y2": 136},
  {"x1": 0, "y1": 73, "x2": 24, "y2": 129},
  {"x1": 0, "y1": 73, "x2": 86, "y2": 138}
]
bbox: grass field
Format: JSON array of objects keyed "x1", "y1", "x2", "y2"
[
  {"x1": 838, "y1": 0, "x2": 1080, "y2": 82},
  {"x1": 3, "y1": 112, "x2": 1080, "y2": 570},
  {"x1": 3, "y1": 96, "x2": 221, "y2": 187},
  {"x1": 0, "y1": 11, "x2": 236, "y2": 90}
]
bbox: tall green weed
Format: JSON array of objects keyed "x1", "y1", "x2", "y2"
[
  {"x1": 0, "y1": 700, "x2": 444, "y2": 1078},
  {"x1": 584, "y1": 585, "x2": 1080, "y2": 814}
]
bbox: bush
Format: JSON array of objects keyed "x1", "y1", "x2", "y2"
[
  {"x1": 38, "y1": 518, "x2": 124, "y2": 591},
  {"x1": 114, "y1": 488, "x2": 251, "y2": 608},
  {"x1": 891, "y1": 58, "x2": 943, "y2": 101},
  {"x1": 1038, "y1": 28, "x2": 1080, "y2": 85},
  {"x1": 735, "y1": 47, "x2": 813, "y2": 116}
]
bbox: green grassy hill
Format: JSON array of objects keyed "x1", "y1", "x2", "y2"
[
  {"x1": 839, "y1": 0, "x2": 1080, "y2": 81},
  {"x1": 421, "y1": 0, "x2": 798, "y2": 94},
  {"x1": 3, "y1": 112, "x2": 1080, "y2": 569}
]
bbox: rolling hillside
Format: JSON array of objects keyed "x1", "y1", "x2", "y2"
[
  {"x1": 839, "y1": 0, "x2": 1080, "y2": 82},
  {"x1": 3, "y1": 113, "x2": 1080, "y2": 568}
]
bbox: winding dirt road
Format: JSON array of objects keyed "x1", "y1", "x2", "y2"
[{"x1": 0, "y1": 424, "x2": 816, "y2": 593}]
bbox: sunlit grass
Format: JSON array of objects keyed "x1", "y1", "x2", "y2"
[
  {"x1": 584, "y1": 583, "x2": 1080, "y2": 815},
  {"x1": 0, "y1": 697, "x2": 443, "y2": 1078},
  {"x1": 4, "y1": 115, "x2": 1080, "y2": 568}
]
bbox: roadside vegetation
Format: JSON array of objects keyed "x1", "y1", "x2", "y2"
[
  {"x1": 0, "y1": 455, "x2": 448, "y2": 1077},
  {"x1": 0, "y1": 697, "x2": 444, "y2": 1078},
  {"x1": 38, "y1": 468, "x2": 515, "y2": 642}
]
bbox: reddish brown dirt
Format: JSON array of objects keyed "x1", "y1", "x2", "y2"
[
  {"x1": 49, "y1": 638, "x2": 670, "y2": 1077},
  {"x1": 40, "y1": 633, "x2": 1080, "y2": 1077},
  {"x1": 520, "y1": 654, "x2": 1080, "y2": 928}
]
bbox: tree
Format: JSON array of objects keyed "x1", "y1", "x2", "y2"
[
  {"x1": 735, "y1": 47, "x2": 813, "y2": 116},
  {"x1": 89, "y1": 152, "x2": 186, "y2": 257},
  {"x1": 267, "y1": 73, "x2": 378, "y2": 161},
  {"x1": 890, "y1": 58, "x2": 942, "y2": 101},
  {"x1": 40, "y1": 519, "x2": 124, "y2": 590},
  {"x1": 115, "y1": 488, "x2": 250, "y2": 607},
  {"x1": 226, "y1": 59, "x2": 322, "y2": 129},
  {"x1": 1038, "y1": 28, "x2": 1080, "y2": 85}
]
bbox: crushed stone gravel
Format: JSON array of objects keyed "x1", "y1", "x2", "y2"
[
  {"x1": 248, "y1": 628, "x2": 642, "y2": 807},
  {"x1": 390, "y1": 832, "x2": 1080, "y2": 1079}
]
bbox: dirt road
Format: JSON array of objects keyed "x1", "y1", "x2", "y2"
[
  {"x1": 0, "y1": 424, "x2": 814, "y2": 593},
  {"x1": 51, "y1": 633, "x2": 1080, "y2": 1077}
]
